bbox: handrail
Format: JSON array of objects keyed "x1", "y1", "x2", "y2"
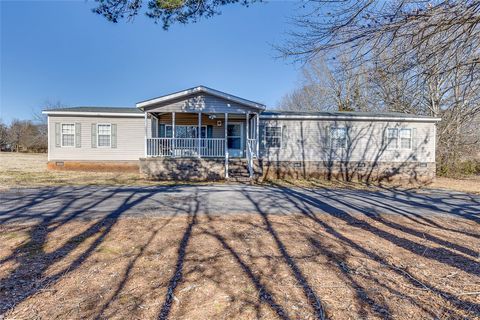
[{"x1": 146, "y1": 138, "x2": 225, "y2": 157}]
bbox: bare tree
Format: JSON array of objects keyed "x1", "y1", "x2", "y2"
[
  {"x1": 279, "y1": 55, "x2": 376, "y2": 112},
  {"x1": 0, "y1": 120, "x2": 9, "y2": 150}
]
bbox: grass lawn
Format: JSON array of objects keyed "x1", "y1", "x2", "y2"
[{"x1": 1, "y1": 152, "x2": 479, "y2": 319}]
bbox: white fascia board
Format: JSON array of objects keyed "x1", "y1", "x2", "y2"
[
  {"x1": 260, "y1": 114, "x2": 442, "y2": 122},
  {"x1": 42, "y1": 111, "x2": 145, "y2": 117},
  {"x1": 136, "y1": 86, "x2": 266, "y2": 110}
]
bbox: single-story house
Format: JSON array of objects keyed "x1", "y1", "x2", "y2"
[{"x1": 43, "y1": 86, "x2": 441, "y2": 182}]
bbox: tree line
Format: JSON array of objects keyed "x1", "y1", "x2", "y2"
[{"x1": 0, "y1": 119, "x2": 47, "y2": 153}]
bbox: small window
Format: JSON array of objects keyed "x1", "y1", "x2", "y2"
[
  {"x1": 400, "y1": 128, "x2": 412, "y2": 149},
  {"x1": 97, "y1": 124, "x2": 111, "y2": 147},
  {"x1": 331, "y1": 127, "x2": 347, "y2": 149},
  {"x1": 265, "y1": 126, "x2": 282, "y2": 149},
  {"x1": 387, "y1": 128, "x2": 398, "y2": 149},
  {"x1": 61, "y1": 123, "x2": 75, "y2": 147}
]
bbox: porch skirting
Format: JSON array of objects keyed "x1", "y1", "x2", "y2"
[
  {"x1": 140, "y1": 158, "x2": 227, "y2": 181},
  {"x1": 47, "y1": 160, "x2": 140, "y2": 172}
]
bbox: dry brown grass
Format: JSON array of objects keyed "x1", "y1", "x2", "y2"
[
  {"x1": 1, "y1": 213, "x2": 479, "y2": 319},
  {"x1": 0, "y1": 152, "x2": 162, "y2": 189},
  {"x1": 1, "y1": 152, "x2": 479, "y2": 194}
]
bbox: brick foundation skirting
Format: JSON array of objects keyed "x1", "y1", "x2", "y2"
[
  {"x1": 47, "y1": 161, "x2": 140, "y2": 173},
  {"x1": 259, "y1": 160, "x2": 436, "y2": 183}
]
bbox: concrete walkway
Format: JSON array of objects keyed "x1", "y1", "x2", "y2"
[{"x1": 1, "y1": 184, "x2": 479, "y2": 224}]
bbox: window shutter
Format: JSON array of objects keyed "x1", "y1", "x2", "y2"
[
  {"x1": 55, "y1": 123, "x2": 61, "y2": 147},
  {"x1": 325, "y1": 126, "x2": 331, "y2": 149},
  {"x1": 281, "y1": 125, "x2": 287, "y2": 149},
  {"x1": 75, "y1": 123, "x2": 81, "y2": 148},
  {"x1": 159, "y1": 124, "x2": 165, "y2": 138},
  {"x1": 111, "y1": 124, "x2": 117, "y2": 148},
  {"x1": 91, "y1": 123, "x2": 97, "y2": 148},
  {"x1": 412, "y1": 128, "x2": 417, "y2": 149},
  {"x1": 207, "y1": 125, "x2": 213, "y2": 138},
  {"x1": 258, "y1": 124, "x2": 265, "y2": 154}
]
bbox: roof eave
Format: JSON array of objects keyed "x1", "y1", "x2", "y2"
[
  {"x1": 136, "y1": 86, "x2": 266, "y2": 111},
  {"x1": 42, "y1": 111, "x2": 144, "y2": 117},
  {"x1": 260, "y1": 114, "x2": 442, "y2": 122}
]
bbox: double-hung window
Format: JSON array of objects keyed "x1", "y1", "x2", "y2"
[
  {"x1": 399, "y1": 128, "x2": 412, "y2": 149},
  {"x1": 331, "y1": 127, "x2": 347, "y2": 149},
  {"x1": 61, "y1": 124, "x2": 75, "y2": 147},
  {"x1": 97, "y1": 124, "x2": 111, "y2": 147},
  {"x1": 387, "y1": 128, "x2": 412, "y2": 149},
  {"x1": 265, "y1": 126, "x2": 282, "y2": 149}
]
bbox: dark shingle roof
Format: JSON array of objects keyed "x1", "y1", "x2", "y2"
[{"x1": 45, "y1": 106, "x2": 142, "y2": 113}]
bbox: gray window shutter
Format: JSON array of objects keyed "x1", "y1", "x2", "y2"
[
  {"x1": 55, "y1": 123, "x2": 61, "y2": 147},
  {"x1": 258, "y1": 124, "x2": 265, "y2": 149},
  {"x1": 75, "y1": 123, "x2": 81, "y2": 148},
  {"x1": 91, "y1": 123, "x2": 97, "y2": 148},
  {"x1": 325, "y1": 126, "x2": 330, "y2": 149},
  {"x1": 111, "y1": 124, "x2": 117, "y2": 148},
  {"x1": 412, "y1": 128, "x2": 417, "y2": 149},
  {"x1": 281, "y1": 125, "x2": 287, "y2": 149}
]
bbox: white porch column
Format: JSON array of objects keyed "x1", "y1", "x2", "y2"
[
  {"x1": 255, "y1": 113, "x2": 260, "y2": 157},
  {"x1": 198, "y1": 112, "x2": 202, "y2": 158},
  {"x1": 172, "y1": 112, "x2": 176, "y2": 158},
  {"x1": 144, "y1": 112, "x2": 148, "y2": 157},
  {"x1": 224, "y1": 112, "x2": 229, "y2": 178}
]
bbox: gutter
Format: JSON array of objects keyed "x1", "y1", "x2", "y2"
[{"x1": 259, "y1": 114, "x2": 442, "y2": 122}]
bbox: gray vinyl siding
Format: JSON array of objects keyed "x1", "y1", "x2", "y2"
[
  {"x1": 260, "y1": 119, "x2": 436, "y2": 163},
  {"x1": 145, "y1": 93, "x2": 260, "y2": 114},
  {"x1": 48, "y1": 115, "x2": 145, "y2": 161}
]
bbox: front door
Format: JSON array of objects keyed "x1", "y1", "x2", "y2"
[{"x1": 227, "y1": 123, "x2": 243, "y2": 158}]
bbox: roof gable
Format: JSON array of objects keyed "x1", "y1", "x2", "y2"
[{"x1": 136, "y1": 86, "x2": 265, "y2": 111}]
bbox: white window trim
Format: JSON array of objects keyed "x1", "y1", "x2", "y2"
[
  {"x1": 264, "y1": 126, "x2": 282, "y2": 149},
  {"x1": 61, "y1": 123, "x2": 75, "y2": 148},
  {"x1": 399, "y1": 128, "x2": 412, "y2": 150},
  {"x1": 97, "y1": 123, "x2": 112, "y2": 148},
  {"x1": 387, "y1": 128, "x2": 412, "y2": 150},
  {"x1": 330, "y1": 126, "x2": 348, "y2": 149}
]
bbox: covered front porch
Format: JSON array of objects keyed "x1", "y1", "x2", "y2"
[
  {"x1": 144, "y1": 112, "x2": 259, "y2": 159},
  {"x1": 137, "y1": 86, "x2": 265, "y2": 179}
]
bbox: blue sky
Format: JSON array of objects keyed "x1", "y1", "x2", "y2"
[{"x1": 1, "y1": 0, "x2": 304, "y2": 123}]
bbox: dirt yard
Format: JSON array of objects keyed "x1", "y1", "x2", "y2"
[
  {"x1": 1, "y1": 152, "x2": 479, "y2": 194},
  {"x1": 1, "y1": 213, "x2": 479, "y2": 319}
]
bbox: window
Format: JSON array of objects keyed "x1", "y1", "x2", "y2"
[
  {"x1": 265, "y1": 126, "x2": 282, "y2": 148},
  {"x1": 165, "y1": 125, "x2": 206, "y2": 138},
  {"x1": 400, "y1": 128, "x2": 412, "y2": 149},
  {"x1": 331, "y1": 127, "x2": 347, "y2": 149},
  {"x1": 387, "y1": 128, "x2": 398, "y2": 149},
  {"x1": 97, "y1": 124, "x2": 111, "y2": 147},
  {"x1": 61, "y1": 123, "x2": 75, "y2": 147},
  {"x1": 387, "y1": 128, "x2": 412, "y2": 149}
]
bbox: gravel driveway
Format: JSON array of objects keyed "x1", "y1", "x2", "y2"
[{"x1": 1, "y1": 184, "x2": 479, "y2": 224}]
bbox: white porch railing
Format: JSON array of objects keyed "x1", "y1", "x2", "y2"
[{"x1": 146, "y1": 138, "x2": 225, "y2": 158}]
